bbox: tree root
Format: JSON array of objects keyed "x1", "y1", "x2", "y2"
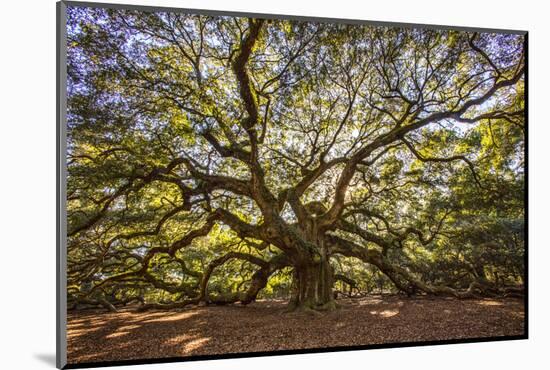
[
  {"x1": 316, "y1": 300, "x2": 340, "y2": 311},
  {"x1": 285, "y1": 304, "x2": 324, "y2": 316},
  {"x1": 283, "y1": 299, "x2": 339, "y2": 315}
]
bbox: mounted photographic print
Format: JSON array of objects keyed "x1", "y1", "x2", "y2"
[{"x1": 56, "y1": 1, "x2": 527, "y2": 368}]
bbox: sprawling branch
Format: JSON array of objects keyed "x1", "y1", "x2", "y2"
[
  {"x1": 84, "y1": 213, "x2": 220, "y2": 294},
  {"x1": 401, "y1": 138, "x2": 483, "y2": 188},
  {"x1": 68, "y1": 158, "x2": 189, "y2": 236},
  {"x1": 327, "y1": 234, "x2": 482, "y2": 298},
  {"x1": 318, "y1": 65, "x2": 524, "y2": 229}
]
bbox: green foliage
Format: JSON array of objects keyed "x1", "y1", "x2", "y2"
[{"x1": 66, "y1": 7, "x2": 525, "y2": 307}]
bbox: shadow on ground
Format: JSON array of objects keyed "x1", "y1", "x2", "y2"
[{"x1": 33, "y1": 353, "x2": 56, "y2": 367}]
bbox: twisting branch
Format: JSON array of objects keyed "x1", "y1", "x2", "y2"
[
  {"x1": 401, "y1": 137, "x2": 483, "y2": 188},
  {"x1": 327, "y1": 234, "x2": 482, "y2": 298},
  {"x1": 84, "y1": 212, "x2": 220, "y2": 295},
  {"x1": 232, "y1": 18, "x2": 265, "y2": 131},
  {"x1": 68, "y1": 158, "x2": 189, "y2": 236},
  {"x1": 468, "y1": 33, "x2": 501, "y2": 78},
  {"x1": 318, "y1": 64, "x2": 523, "y2": 229}
]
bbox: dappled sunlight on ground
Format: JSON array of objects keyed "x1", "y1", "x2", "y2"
[
  {"x1": 142, "y1": 311, "x2": 199, "y2": 323},
  {"x1": 67, "y1": 296, "x2": 525, "y2": 365},
  {"x1": 164, "y1": 334, "x2": 194, "y2": 345},
  {"x1": 477, "y1": 300, "x2": 505, "y2": 306},
  {"x1": 184, "y1": 337, "x2": 211, "y2": 352},
  {"x1": 104, "y1": 332, "x2": 130, "y2": 339},
  {"x1": 369, "y1": 309, "x2": 400, "y2": 318},
  {"x1": 356, "y1": 297, "x2": 383, "y2": 306},
  {"x1": 116, "y1": 324, "x2": 141, "y2": 331}
]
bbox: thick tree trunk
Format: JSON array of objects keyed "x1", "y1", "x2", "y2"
[
  {"x1": 286, "y1": 218, "x2": 338, "y2": 312},
  {"x1": 288, "y1": 257, "x2": 336, "y2": 311}
]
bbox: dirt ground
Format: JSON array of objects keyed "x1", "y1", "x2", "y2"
[{"x1": 67, "y1": 296, "x2": 525, "y2": 364}]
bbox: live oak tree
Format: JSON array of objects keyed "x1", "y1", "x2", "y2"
[{"x1": 66, "y1": 7, "x2": 525, "y2": 312}]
